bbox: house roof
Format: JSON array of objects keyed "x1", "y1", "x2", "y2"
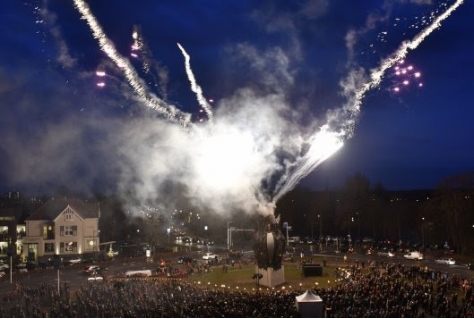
[{"x1": 26, "y1": 198, "x2": 99, "y2": 221}]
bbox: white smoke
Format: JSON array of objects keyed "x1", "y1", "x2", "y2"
[{"x1": 4, "y1": 0, "x2": 462, "y2": 220}]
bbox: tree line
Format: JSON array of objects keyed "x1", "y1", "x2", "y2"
[{"x1": 275, "y1": 171, "x2": 474, "y2": 255}]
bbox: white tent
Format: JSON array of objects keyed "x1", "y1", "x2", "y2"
[{"x1": 295, "y1": 290, "x2": 324, "y2": 317}]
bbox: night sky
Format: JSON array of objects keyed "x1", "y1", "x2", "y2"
[{"x1": 1, "y1": 0, "x2": 473, "y2": 208}]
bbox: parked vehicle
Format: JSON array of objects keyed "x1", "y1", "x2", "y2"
[
  {"x1": 377, "y1": 251, "x2": 395, "y2": 258},
  {"x1": 87, "y1": 274, "x2": 104, "y2": 281},
  {"x1": 25, "y1": 261, "x2": 37, "y2": 270},
  {"x1": 288, "y1": 236, "x2": 300, "y2": 244},
  {"x1": 435, "y1": 257, "x2": 456, "y2": 265},
  {"x1": 82, "y1": 265, "x2": 107, "y2": 275},
  {"x1": 202, "y1": 253, "x2": 217, "y2": 260},
  {"x1": 16, "y1": 263, "x2": 28, "y2": 273},
  {"x1": 404, "y1": 251, "x2": 423, "y2": 260},
  {"x1": 0, "y1": 261, "x2": 9, "y2": 272},
  {"x1": 178, "y1": 256, "x2": 194, "y2": 264},
  {"x1": 64, "y1": 258, "x2": 82, "y2": 266}
]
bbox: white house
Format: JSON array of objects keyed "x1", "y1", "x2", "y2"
[{"x1": 22, "y1": 198, "x2": 100, "y2": 261}]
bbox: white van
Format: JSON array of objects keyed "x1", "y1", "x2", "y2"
[{"x1": 403, "y1": 251, "x2": 423, "y2": 260}]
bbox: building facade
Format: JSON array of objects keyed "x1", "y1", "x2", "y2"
[
  {"x1": 22, "y1": 198, "x2": 100, "y2": 261},
  {"x1": 0, "y1": 207, "x2": 25, "y2": 259}
]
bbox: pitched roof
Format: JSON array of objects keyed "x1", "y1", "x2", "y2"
[
  {"x1": 295, "y1": 290, "x2": 323, "y2": 303},
  {"x1": 26, "y1": 198, "x2": 99, "y2": 221}
]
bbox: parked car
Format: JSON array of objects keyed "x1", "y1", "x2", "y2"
[
  {"x1": 0, "y1": 261, "x2": 9, "y2": 271},
  {"x1": 435, "y1": 257, "x2": 456, "y2": 265},
  {"x1": 404, "y1": 251, "x2": 423, "y2": 260},
  {"x1": 377, "y1": 251, "x2": 395, "y2": 258},
  {"x1": 15, "y1": 263, "x2": 28, "y2": 273},
  {"x1": 87, "y1": 274, "x2": 104, "y2": 281},
  {"x1": 202, "y1": 253, "x2": 217, "y2": 260},
  {"x1": 64, "y1": 258, "x2": 82, "y2": 266},
  {"x1": 82, "y1": 265, "x2": 107, "y2": 275},
  {"x1": 25, "y1": 261, "x2": 38, "y2": 271},
  {"x1": 177, "y1": 256, "x2": 194, "y2": 264}
]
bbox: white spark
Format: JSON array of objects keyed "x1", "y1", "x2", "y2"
[
  {"x1": 177, "y1": 43, "x2": 214, "y2": 123},
  {"x1": 73, "y1": 0, "x2": 191, "y2": 126}
]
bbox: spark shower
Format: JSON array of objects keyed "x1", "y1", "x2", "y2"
[{"x1": 71, "y1": 0, "x2": 463, "y2": 216}]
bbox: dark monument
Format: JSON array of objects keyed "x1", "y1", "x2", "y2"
[{"x1": 252, "y1": 214, "x2": 286, "y2": 287}]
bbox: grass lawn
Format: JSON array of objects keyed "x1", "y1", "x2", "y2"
[{"x1": 187, "y1": 260, "x2": 342, "y2": 292}]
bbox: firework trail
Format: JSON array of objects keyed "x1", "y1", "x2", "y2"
[
  {"x1": 271, "y1": 125, "x2": 344, "y2": 203},
  {"x1": 73, "y1": 0, "x2": 191, "y2": 126},
  {"x1": 270, "y1": 0, "x2": 464, "y2": 204},
  {"x1": 177, "y1": 43, "x2": 214, "y2": 123},
  {"x1": 72, "y1": 0, "x2": 464, "y2": 214},
  {"x1": 356, "y1": 0, "x2": 464, "y2": 114}
]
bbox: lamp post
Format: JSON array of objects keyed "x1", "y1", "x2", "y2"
[
  {"x1": 421, "y1": 217, "x2": 425, "y2": 249},
  {"x1": 318, "y1": 215, "x2": 323, "y2": 251},
  {"x1": 204, "y1": 225, "x2": 208, "y2": 252},
  {"x1": 283, "y1": 222, "x2": 291, "y2": 246},
  {"x1": 227, "y1": 222, "x2": 232, "y2": 250},
  {"x1": 166, "y1": 228, "x2": 171, "y2": 244},
  {"x1": 91, "y1": 229, "x2": 99, "y2": 257},
  {"x1": 355, "y1": 212, "x2": 360, "y2": 246}
]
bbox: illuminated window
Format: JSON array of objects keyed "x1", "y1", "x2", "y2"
[
  {"x1": 43, "y1": 224, "x2": 54, "y2": 240},
  {"x1": 60, "y1": 242, "x2": 77, "y2": 253}
]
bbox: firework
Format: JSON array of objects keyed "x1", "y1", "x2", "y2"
[
  {"x1": 73, "y1": 0, "x2": 191, "y2": 126},
  {"x1": 70, "y1": 0, "x2": 464, "y2": 213},
  {"x1": 388, "y1": 59, "x2": 423, "y2": 93}
]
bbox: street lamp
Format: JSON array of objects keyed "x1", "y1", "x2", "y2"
[
  {"x1": 167, "y1": 228, "x2": 171, "y2": 244},
  {"x1": 421, "y1": 217, "x2": 425, "y2": 249},
  {"x1": 204, "y1": 225, "x2": 208, "y2": 252},
  {"x1": 283, "y1": 222, "x2": 291, "y2": 246},
  {"x1": 317, "y1": 215, "x2": 323, "y2": 251}
]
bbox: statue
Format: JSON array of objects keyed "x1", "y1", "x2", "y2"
[{"x1": 252, "y1": 214, "x2": 286, "y2": 270}]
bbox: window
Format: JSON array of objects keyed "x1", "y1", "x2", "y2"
[
  {"x1": 60, "y1": 242, "x2": 77, "y2": 253},
  {"x1": 64, "y1": 206, "x2": 74, "y2": 221},
  {"x1": 45, "y1": 243, "x2": 54, "y2": 253},
  {"x1": 60, "y1": 226, "x2": 77, "y2": 236},
  {"x1": 43, "y1": 224, "x2": 54, "y2": 240}
]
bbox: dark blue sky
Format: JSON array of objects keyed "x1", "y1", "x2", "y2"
[{"x1": 0, "y1": 0, "x2": 473, "y2": 199}]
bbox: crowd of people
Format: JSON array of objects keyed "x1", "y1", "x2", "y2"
[{"x1": 1, "y1": 261, "x2": 474, "y2": 317}]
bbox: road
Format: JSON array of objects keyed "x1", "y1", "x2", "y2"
[
  {"x1": 0, "y1": 248, "x2": 472, "y2": 301},
  {"x1": 309, "y1": 249, "x2": 474, "y2": 278}
]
